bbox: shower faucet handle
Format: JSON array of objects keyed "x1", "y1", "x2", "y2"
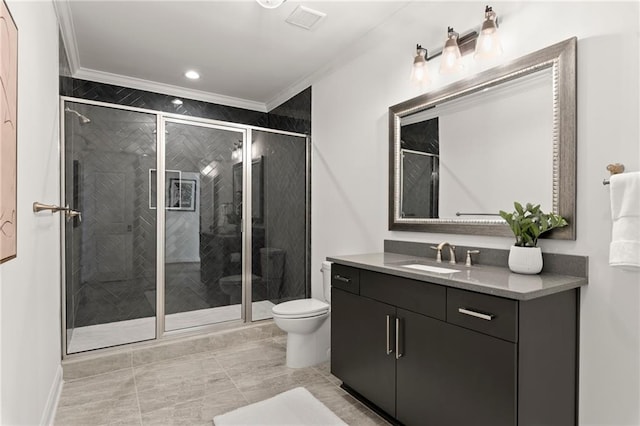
[{"x1": 33, "y1": 202, "x2": 82, "y2": 223}]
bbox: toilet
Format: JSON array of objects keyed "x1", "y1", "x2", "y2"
[{"x1": 272, "y1": 261, "x2": 332, "y2": 368}]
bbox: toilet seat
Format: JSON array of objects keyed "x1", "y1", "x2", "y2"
[{"x1": 272, "y1": 299, "x2": 329, "y2": 319}]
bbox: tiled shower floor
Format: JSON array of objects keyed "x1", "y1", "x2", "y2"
[
  {"x1": 56, "y1": 327, "x2": 388, "y2": 426},
  {"x1": 68, "y1": 301, "x2": 275, "y2": 353}
]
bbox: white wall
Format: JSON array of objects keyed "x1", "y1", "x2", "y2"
[
  {"x1": 0, "y1": 1, "x2": 61, "y2": 424},
  {"x1": 439, "y1": 71, "x2": 553, "y2": 216},
  {"x1": 312, "y1": 2, "x2": 640, "y2": 425}
]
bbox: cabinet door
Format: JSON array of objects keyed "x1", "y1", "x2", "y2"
[
  {"x1": 331, "y1": 288, "x2": 396, "y2": 417},
  {"x1": 396, "y1": 309, "x2": 516, "y2": 426}
]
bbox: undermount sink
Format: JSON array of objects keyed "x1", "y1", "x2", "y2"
[{"x1": 401, "y1": 264, "x2": 460, "y2": 274}]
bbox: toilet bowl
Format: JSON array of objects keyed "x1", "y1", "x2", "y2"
[{"x1": 272, "y1": 261, "x2": 332, "y2": 368}]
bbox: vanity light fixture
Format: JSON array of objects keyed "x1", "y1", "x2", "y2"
[
  {"x1": 474, "y1": 5, "x2": 503, "y2": 60},
  {"x1": 171, "y1": 98, "x2": 183, "y2": 106},
  {"x1": 256, "y1": 0, "x2": 286, "y2": 9},
  {"x1": 410, "y1": 45, "x2": 430, "y2": 85},
  {"x1": 411, "y1": 5, "x2": 501, "y2": 81},
  {"x1": 439, "y1": 27, "x2": 464, "y2": 75}
]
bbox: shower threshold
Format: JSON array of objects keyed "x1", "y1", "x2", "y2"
[{"x1": 67, "y1": 300, "x2": 275, "y2": 354}]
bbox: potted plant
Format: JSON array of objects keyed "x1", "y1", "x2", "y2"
[{"x1": 499, "y1": 202, "x2": 568, "y2": 274}]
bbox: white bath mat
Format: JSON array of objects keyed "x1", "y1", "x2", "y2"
[{"x1": 213, "y1": 387, "x2": 347, "y2": 426}]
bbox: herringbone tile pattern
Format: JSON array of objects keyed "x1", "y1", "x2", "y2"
[
  {"x1": 401, "y1": 152, "x2": 437, "y2": 218},
  {"x1": 253, "y1": 131, "x2": 308, "y2": 301},
  {"x1": 63, "y1": 82, "x2": 311, "y2": 338}
]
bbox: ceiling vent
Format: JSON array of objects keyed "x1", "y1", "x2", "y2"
[{"x1": 286, "y1": 5, "x2": 326, "y2": 31}]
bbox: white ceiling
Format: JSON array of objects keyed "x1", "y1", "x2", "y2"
[{"x1": 56, "y1": 0, "x2": 413, "y2": 111}]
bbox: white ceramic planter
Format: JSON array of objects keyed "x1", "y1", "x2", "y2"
[{"x1": 508, "y1": 246, "x2": 543, "y2": 274}]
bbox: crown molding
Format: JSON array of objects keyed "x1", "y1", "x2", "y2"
[
  {"x1": 53, "y1": 0, "x2": 80, "y2": 74},
  {"x1": 73, "y1": 67, "x2": 268, "y2": 112},
  {"x1": 265, "y1": 75, "x2": 314, "y2": 112}
]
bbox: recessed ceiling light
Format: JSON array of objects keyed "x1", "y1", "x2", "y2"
[
  {"x1": 171, "y1": 98, "x2": 183, "y2": 105},
  {"x1": 184, "y1": 70, "x2": 200, "y2": 80},
  {"x1": 256, "y1": 0, "x2": 286, "y2": 8}
]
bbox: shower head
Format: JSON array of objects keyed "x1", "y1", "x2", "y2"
[{"x1": 64, "y1": 107, "x2": 91, "y2": 124}]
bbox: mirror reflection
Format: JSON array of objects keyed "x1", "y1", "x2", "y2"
[{"x1": 400, "y1": 68, "x2": 553, "y2": 220}]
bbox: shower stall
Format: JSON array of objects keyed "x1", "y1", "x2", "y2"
[{"x1": 61, "y1": 98, "x2": 309, "y2": 355}]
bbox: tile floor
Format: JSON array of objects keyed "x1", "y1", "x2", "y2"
[
  {"x1": 68, "y1": 301, "x2": 275, "y2": 353},
  {"x1": 55, "y1": 334, "x2": 388, "y2": 425}
]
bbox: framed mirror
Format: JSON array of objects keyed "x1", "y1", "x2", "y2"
[{"x1": 389, "y1": 37, "x2": 576, "y2": 239}]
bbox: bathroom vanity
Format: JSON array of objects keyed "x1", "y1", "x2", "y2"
[{"x1": 328, "y1": 251, "x2": 587, "y2": 426}]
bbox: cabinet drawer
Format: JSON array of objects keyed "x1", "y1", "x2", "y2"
[
  {"x1": 361, "y1": 270, "x2": 446, "y2": 320},
  {"x1": 447, "y1": 288, "x2": 518, "y2": 342},
  {"x1": 331, "y1": 264, "x2": 360, "y2": 294}
]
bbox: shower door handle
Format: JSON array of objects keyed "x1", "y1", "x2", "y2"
[{"x1": 66, "y1": 209, "x2": 82, "y2": 223}]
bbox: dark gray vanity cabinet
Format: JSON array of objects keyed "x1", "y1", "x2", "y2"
[
  {"x1": 331, "y1": 289, "x2": 396, "y2": 415},
  {"x1": 396, "y1": 309, "x2": 516, "y2": 426},
  {"x1": 331, "y1": 265, "x2": 578, "y2": 426}
]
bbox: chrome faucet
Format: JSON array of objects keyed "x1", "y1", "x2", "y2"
[{"x1": 430, "y1": 242, "x2": 457, "y2": 264}]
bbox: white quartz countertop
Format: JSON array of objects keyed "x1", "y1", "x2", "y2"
[{"x1": 326, "y1": 252, "x2": 588, "y2": 301}]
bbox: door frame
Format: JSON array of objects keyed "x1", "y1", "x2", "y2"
[{"x1": 60, "y1": 96, "x2": 310, "y2": 359}]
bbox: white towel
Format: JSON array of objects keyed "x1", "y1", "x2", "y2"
[
  {"x1": 213, "y1": 387, "x2": 347, "y2": 426},
  {"x1": 609, "y1": 172, "x2": 640, "y2": 269}
]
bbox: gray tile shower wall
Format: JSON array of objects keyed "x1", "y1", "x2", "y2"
[
  {"x1": 59, "y1": 71, "x2": 312, "y2": 329},
  {"x1": 401, "y1": 118, "x2": 439, "y2": 154},
  {"x1": 60, "y1": 76, "x2": 266, "y2": 126},
  {"x1": 59, "y1": 77, "x2": 311, "y2": 135},
  {"x1": 253, "y1": 131, "x2": 308, "y2": 302},
  {"x1": 267, "y1": 87, "x2": 311, "y2": 134}
]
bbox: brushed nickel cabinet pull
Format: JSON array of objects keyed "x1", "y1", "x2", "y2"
[
  {"x1": 395, "y1": 317, "x2": 403, "y2": 359},
  {"x1": 333, "y1": 275, "x2": 351, "y2": 283},
  {"x1": 386, "y1": 315, "x2": 393, "y2": 355},
  {"x1": 458, "y1": 307, "x2": 495, "y2": 321}
]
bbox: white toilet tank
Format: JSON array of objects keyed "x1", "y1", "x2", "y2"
[{"x1": 321, "y1": 261, "x2": 332, "y2": 303}]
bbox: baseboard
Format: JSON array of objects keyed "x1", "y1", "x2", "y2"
[{"x1": 40, "y1": 365, "x2": 63, "y2": 426}]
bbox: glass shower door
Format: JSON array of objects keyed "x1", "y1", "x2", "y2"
[
  {"x1": 163, "y1": 119, "x2": 246, "y2": 331},
  {"x1": 63, "y1": 101, "x2": 157, "y2": 354},
  {"x1": 250, "y1": 130, "x2": 309, "y2": 320}
]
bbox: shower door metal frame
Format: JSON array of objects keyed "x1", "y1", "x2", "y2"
[
  {"x1": 160, "y1": 117, "x2": 249, "y2": 333},
  {"x1": 59, "y1": 96, "x2": 310, "y2": 359}
]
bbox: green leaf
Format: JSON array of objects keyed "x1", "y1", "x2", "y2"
[
  {"x1": 514, "y1": 202, "x2": 524, "y2": 216},
  {"x1": 499, "y1": 201, "x2": 568, "y2": 247}
]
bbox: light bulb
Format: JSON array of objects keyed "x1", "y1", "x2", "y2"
[
  {"x1": 410, "y1": 45, "x2": 430, "y2": 85},
  {"x1": 474, "y1": 6, "x2": 503, "y2": 61},
  {"x1": 440, "y1": 28, "x2": 463, "y2": 75}
]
